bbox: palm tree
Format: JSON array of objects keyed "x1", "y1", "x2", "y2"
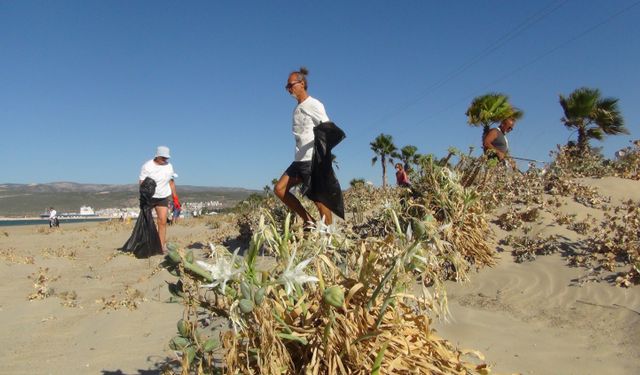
[
  {"x1": 559, "y1": 87, "x2": 627, "y2": 154},
  {"x1": 399, "y1": 145, "x2": 420, "y2": 172},
  {"x1": 466, "y1": 93, "x2": 523, "y2": 143},
  {"x1": 370, "y1": 133, "x2": 398, "y2": 188},
  {"x1": 349, "y1": 178, "x2": 366, "y2": 188}
]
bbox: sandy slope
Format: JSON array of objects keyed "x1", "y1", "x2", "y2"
[
  {"x1": 0, "y1": 177, "x2": 639, "y2": 374},
  {"x1": 434, "y1": 253, "x2": 640, "y2": 375},
  {"x1": 434, "y1": 176, "x2": 640, "y2": 375}
]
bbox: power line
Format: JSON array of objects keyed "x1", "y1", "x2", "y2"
[
  {"x1": 398, "y1": 0, "x2": 640, "y2": 137},
  {"x1": 355, "y1": 0, "x2": 569, "y2": 141}
]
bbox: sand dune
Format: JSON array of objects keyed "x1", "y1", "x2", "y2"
[
  {"x1": 1, "y1": 177, "x2": 639, "y2": 374},
  {"x1": 434, "y1": 176, "x2": 640, "y2": 375}
]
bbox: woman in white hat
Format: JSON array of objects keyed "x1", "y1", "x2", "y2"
[{"x1": 139, "y1": 145, "x2": 179, "y2": 252}]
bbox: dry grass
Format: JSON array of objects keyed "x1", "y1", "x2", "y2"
[
  {"x1": 95, "y1": 286, "x2": 146, "y2": 311},
  {"x1": 0, "y1": 247, "x2": 35, "y2": 264},
  {"x1": 27, "y1": 267, "x2": 58, "y2": 300}
]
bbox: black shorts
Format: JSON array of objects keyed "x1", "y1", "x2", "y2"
[
  {"x1": 284, "y1": 161, "x2": 312, "y2": 180},
  {"x1": 150, "y1": 197, "x2": 170, "y2": 207},
  {"x1": 284, "y1": 161, "x2": 312, "y2": 195}
]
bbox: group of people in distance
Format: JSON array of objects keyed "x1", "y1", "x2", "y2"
[{"x1": 133, "y1": 67, "x2": 518, "y2": 256}]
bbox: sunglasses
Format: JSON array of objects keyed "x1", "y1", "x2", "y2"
[{"x1": 285, "y1": 80, "x2": 301, "y2": 90}]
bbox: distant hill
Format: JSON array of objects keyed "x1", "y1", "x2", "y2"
[{"x1": 0, "y1": 182, "x2": 259, "y2": 217}]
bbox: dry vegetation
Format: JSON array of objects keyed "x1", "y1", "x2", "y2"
[
  {"x1": 478, "y1": 144, "x2": 640, "y2": 286},
  {"x1": 153, "y1": 141, "x2": 638, "y2": 374},
  {"x1": 158, "y1": 156, "x2": 497, "y2": 374}
]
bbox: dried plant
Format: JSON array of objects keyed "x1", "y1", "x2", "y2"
[
  {"x1": 501, "y1": 234, "x2": 562, "y2": 263},
  {"x1": 553, "y1": 211, "x2": 576, "y2": 226},
  {"x1": 547, "y1": 144, "x2": 612, "y2": 178},
  {"x1": 494, "y1": 207, "x2": 540, "y2": 231},
  {"x1": 27, "y1": 267, "x2": 58, "y2": 300},
  {"x1": 0, "y1": 248, "x2": 35, "y2": 264},
  {"x1": 611, "y1": 140, "x2": 640, "y2": 180},
  {"x1": 615, "y1": 262, "x2": 640, "y2": 287},
  {"x1": 160, "y1": 210, "x2": 489, "y2": 374},
  {"x1": 96, "y1": 286, "x2": 146, "y2": 310},
  {"x1": 580, "y1": 201, "x2": 640, "y2": 285},
  {"x1": 41, "y1": 246, "x2": 78, "y2": 259},
  {"x1": 568, "y1": 215, "x2": 596, "y2": 235},
  {"x1": 58, "y1": 290, "x2": 79, "y2": 308}
]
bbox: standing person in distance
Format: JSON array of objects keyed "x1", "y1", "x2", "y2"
[
  {"x1": 139, "y1": 146, "x2": 180, "y2": 252},
  {"x1": 48, "y1": 207, "x2": 58, "y2": 228},
  {"x1": 395, "y1": 163, "x2": 411, "y2": 187},
  {"x1": 483, "y1": 117, "x2": 516, "y2": 167},
  {"x1": 274, "y1": 67, "x2": 334, "y2": 227}
]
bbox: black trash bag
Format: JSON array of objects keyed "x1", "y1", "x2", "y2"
[
  {"x1": 120, "y1": 177, "x2": 162, "y2": 258},
  {"x1": 305, "y1": 121, "x2": 346, "y2": 219}
]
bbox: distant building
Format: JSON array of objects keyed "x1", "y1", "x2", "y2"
[{"x1": 79, "y1": 206, "x2": 95, "y2": 216}]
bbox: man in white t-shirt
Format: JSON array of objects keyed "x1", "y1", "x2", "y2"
[
  {"x1": 274, "y1": 67, "x2": 333, "y2": 228},
  {"x1": 139, "y1": 145, "x2": 180, "y2": 252}
]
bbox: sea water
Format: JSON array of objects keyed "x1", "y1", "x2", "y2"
[{"x1": 0, "y1": 218, "x2": 110, "y2": 227}]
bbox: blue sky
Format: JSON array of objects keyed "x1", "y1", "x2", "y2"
[{"x1": 2, "y1": 0, "x2": 638, "y2": 189}]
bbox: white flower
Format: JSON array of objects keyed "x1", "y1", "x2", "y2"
[
  {"x1": 207, "y1": 242, "x2": 217, "y2": 258},
  {"x1": 314, "y1": 220, "x2": 339, "y2": 236},
  {"x1": 312, "y1": 220, "x2": 341, "y2": 248},
  {"x1": 197, "y1": 247, "x2": 244, "y2": 292},
  {"x1": 382, "y1": 200, "x2": 393, "y2": 210},
  {"x1": 278, "y1": 249, "x2": 319, "y2": 295},
  {"x1": 405, "y1": 224, "x2": 413, "y2": 241}
]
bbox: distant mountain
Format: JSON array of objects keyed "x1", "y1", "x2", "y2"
[{"x1": 0, "y1": 182, "x2": 259, "y2": 217}]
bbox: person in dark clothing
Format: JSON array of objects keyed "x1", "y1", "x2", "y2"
[
  {"x1": 274, "y1": 67, "x2": 337, "y2": 227},
  {"x1": 483, "y1": 118, "x2": 516, "y2": 163}
]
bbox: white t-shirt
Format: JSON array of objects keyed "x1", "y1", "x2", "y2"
[
  {"x1": 49, "y1": 210, "x2": 57, "y2": 219},
  {"x1": 139, "y1": 159, "x2": 176, "y2": 198},
  {"x1": 292, "y1": 96, "x2": 329, "y2": 162}
]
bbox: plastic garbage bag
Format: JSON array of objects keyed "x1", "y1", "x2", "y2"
[
  {"x1": 305, "y1": 121, "x2": 346, "y2": 219},
  {"x1": 120, "y1": 177, "x2": 162, "y2": 258}
]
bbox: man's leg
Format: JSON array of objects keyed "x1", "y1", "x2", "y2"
[
  {"x1": 274, "y1": 174, "x2": 315, "y2": 224},
  {"x1": 314, "y1": 201, "x2": 333, "y2": 225},
  {"x1": 155, "y1": 205, "x2": 169, "y2": 251}
]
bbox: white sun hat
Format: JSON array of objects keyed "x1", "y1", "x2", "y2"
[{"x1": 155, "y1": 146, "x2": 171, "y2": 159}]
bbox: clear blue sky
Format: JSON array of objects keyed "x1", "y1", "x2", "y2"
[{"x1": 2, "y1": 0, "x2": 638, "y2": 189}]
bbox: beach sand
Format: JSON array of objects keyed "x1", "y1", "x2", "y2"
[
  {"x1": 1, "y1": 177, "x2": 639, "y2": 374},
  {"x1": 433, "y1": 176, "x2": 640, "y2": 375}
]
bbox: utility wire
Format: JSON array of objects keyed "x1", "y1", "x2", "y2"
[
  {"x1": 373, "y1": 0, "x2": 640, "y2": 166},
  {"x1": 398, "y1": 0, "x2": 640, "y2": 135},
  {"x1": 356, "y1": 0, "x2": 570, "y2": 141}
]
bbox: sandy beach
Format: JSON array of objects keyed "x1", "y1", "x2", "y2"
[{"x1": 1, "y1": 177, "x2": 639, "y2": 375}]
